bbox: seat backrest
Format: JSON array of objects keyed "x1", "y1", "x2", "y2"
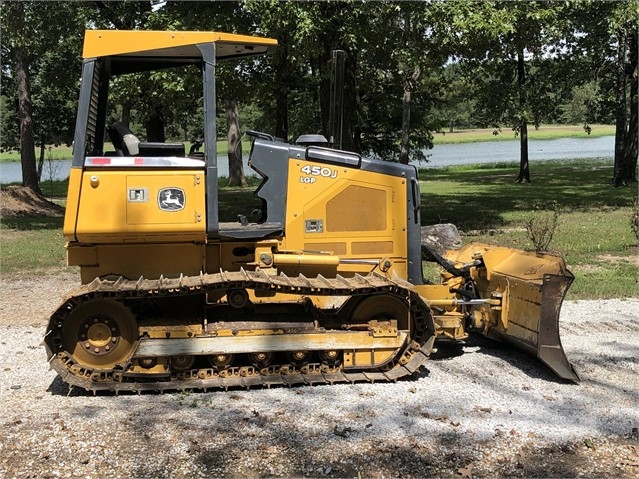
[{"x1": 107, "y1": 122, "x2": 140, "y2": 156}]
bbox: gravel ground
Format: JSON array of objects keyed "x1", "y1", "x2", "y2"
[{"x1": 0, "y1": 272, "x2": 638, "y2": 478}]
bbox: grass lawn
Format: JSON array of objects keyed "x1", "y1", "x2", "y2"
[
  {"x1": 432, "y1": 124, "x2": 615, "y2": 144},
  {"x1": 418, "y1": 158, "x2": 637, "y2": 299},
  {"x1": 0, "y1": 217, "x2": 68, "y2": 272},
  {"x1": 1, "y1": 157, "x2": 637, "y2": 300}
]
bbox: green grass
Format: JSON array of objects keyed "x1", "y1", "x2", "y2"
[
  {"x1": 36, "y1": 178, "x2": 70, "y2": 198},
  {"x1": 0, "y1": 217, "x2": 69, "y2": 273},
  {"x1": 432, "y1": 124, "x2": 615, "y2": 145},
  {"x1": 419, "y1": 158, "x2": 638, "y2": 299},
  {"x1": 1, "y1": 158, "x2": 637, "y2": 299}
]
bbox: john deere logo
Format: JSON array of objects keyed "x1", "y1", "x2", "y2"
[{"x1": 158, "y1": 188, "x2": 185, "y2": 211}]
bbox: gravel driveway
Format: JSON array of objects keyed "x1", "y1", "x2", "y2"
[{"x1": 0, "y1": 272, "x2": 637, "y2": 478}]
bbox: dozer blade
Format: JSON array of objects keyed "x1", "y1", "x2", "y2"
[{"x1": 450, "y1": 244, "x2": 580, "y2": 383}]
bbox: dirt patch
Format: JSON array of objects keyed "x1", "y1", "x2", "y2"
[
  {"x1": 0, "y1": 186, "x2": 64, "y2": 218},
  {"x1": 571, "y1": 263, "x2": 605, "y2": 273},
  {"x1": 597, "y1": 249, "x2": 639, "y2": 266}
]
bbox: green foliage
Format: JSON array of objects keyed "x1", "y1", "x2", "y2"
[
  {"x1": 107, "y1": 66, "x2": 203, "y2": 142},
  {"x1": 452, "y1": 1, "x2": 568, "y2": 132},
  {"x1": 559, "y1": 81, "x2": 602, "y2": 127},
  {"x1": 430, "y1": 64, "x2": 476, "y2": 133},
  {"x1": 0, "y1": 1, "x2": 87, "y2": 151},
  {"x1": 0, "y1": 95, "x2": 19, "y2": 152},
  {"x1": 0, "y1": 0, "x2": 632, "y2": 178}
]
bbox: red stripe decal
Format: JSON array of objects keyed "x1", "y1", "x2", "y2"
[{"x1": 91, "y1": 158, "x2": 111, "y2": 165}]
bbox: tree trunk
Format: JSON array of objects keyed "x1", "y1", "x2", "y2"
[
  {"x1": 37, "y1": 141, "x2": 45, "y2": 181},
  {"x1": 121, "y1": 101, "x2": 132, "y2": 129},
  {"x1": 613, "y1": 30, "x2": 628, "y2": 187},
  {"x1": 144, "y1": 105, "x2": 165, "y2": 143},
  {"x1": 515, "y1": 47, "x2": 530, "y2": 183},
  {"x1": 623, "y1": 32, "x2": 638, "y2": 182},
  {"x1": 226, "y1": 99, "x2": 246, "y2": 187},
  {"x1": 517, "y1": 121, "x2": 530, "y2": 183},
  {"x1": 399, "y1": 78, "x2": 412, "y2": 165},
  {"x1": 15, "y1": 47, "x2": 41, "y2": 194},
  {"x1": 399, "y1": 66, "x2": 421, "y2": 165},
  {"x1": 398, "y1": 9, "x2": 420, "y2": 165}
]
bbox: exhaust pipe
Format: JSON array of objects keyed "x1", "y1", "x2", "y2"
[{"x1": 328, "y1": 50, "x2": 345, "y2": 150}]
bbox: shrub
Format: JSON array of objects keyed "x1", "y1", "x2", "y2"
[{"x1": 525, "y1": 201, "x2": 560, "y2": 252}]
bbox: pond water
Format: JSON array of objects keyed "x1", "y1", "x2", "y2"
[
  {"x1": 419, "y1": 135, "x2": 614, "y2": 168},
  {"x1": 0, "y1": 136, "x2": 615, "y2": 183}
]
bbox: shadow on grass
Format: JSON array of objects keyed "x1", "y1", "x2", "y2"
[
  {"x1": 218, "y1": 188, "x2": 263, "y2": 223},
  {"x1": 2, "y1": 216, "x2": 64, "y2": 231},
  {"x1": 419, "y1": 161, "x2": 636, "y2": 230}
]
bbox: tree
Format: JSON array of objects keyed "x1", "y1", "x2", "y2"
[
  {"x1": 361, "y1": 2, "x2": 446, "y2": 164},
  {"x1": 624, "y1": 30, "x2": 638, "y2": 183},
  {"x1": 559, "y1": 81, "x2": 601, "y2": 127},
  {"x1": 243, "y1": 0, "x2": 311, "y2": 143},
  {"x1": 609, "y1": 4, "x2": 638, "y2": 186},
  {"x1": 391, "y1": 4, "x2": 435, "y2": 164},
  {"x1": 613, "y1": 28, "x2": 630, "y2": 186},
  {"x1": 2, "y1": 2, "x2": 89, "y2": 191},
  {"x1": 442, "y1": 0, "x2": 567, "y2": 183},
  {"x1": 225, "y1": 100, "x2": 245, "y2": 186},
  {"x1": 224, "y1": 1, "x2": 447, "y2": 163},
  {"x1": 1, "y1": 2, "x2": 86, "y2": 193},
  {"x1": 430, "y1": 64, "x2": 476, "y2": 133},
  {"x1": 31, "y1": 25, "x2": 86, "y2": 179},
  {"x1": 93, "y1": 1, "x2": 162, "y2": 140},
  {"x1": 614, "y1": 25, "x2": 638, "y2": 185},
  {"x1": 157, "y1": 0, "x2": 269, "y2": 185},
  {"x1": 567, "y1": 0, "x2": 638, "y2": 186},
  {"x1": 2, "y1": 2, "x2": 42, "y2": 192}
]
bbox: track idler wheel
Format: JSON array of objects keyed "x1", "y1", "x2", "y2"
[
  {"x1": 138, "y1": 357, "x2": 158, "y2": 369},
  {"x1": 248, "y1": 352, "x2": 274, "y2": 368},
  {"x1": 227, "y1": 289, "x2": 249, "y2": 308},
  {"x1": 171, "y1": 355, "x2": 195, "y2": 372},
  {"x1": 319, "y1": 350, "x2": 341, "y2": 365},
  {"x1": 62, "y1": 298, "x2": 137, "y2": 369},
  {"x1": 287, "y1": 350, "x2": 310, "y2": 365},
  {"x1": 208, "y1": 353, "x2": 234, "y2": 369}
]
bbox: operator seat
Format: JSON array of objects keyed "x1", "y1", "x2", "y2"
[
  {"x1": 107, "y1": 122, "x2": 140, "y2": 156},
  {"x1": 107, "y1": 121, "x2": 185, "y2": 157}
]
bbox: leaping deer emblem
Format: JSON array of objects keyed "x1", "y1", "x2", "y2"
[{"x1": 158, "y1": 188, "x2": 185, "y2": 211}]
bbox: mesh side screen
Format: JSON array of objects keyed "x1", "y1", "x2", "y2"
[{"x1": 326, "y1": 185, "x2": 387, "y2": 232}]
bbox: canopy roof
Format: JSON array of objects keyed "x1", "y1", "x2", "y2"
[{"x1": 83, "y1": 30, "x2": 277, "y2": 62}]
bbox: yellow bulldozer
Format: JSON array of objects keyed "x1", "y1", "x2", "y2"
[{"x1": 44, "y1": 30, "x2": 578, "y2": 393}]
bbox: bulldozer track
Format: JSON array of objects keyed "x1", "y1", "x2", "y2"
[{"x1": 44, "y1": 271, "x2": 436, "y2": 394}]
